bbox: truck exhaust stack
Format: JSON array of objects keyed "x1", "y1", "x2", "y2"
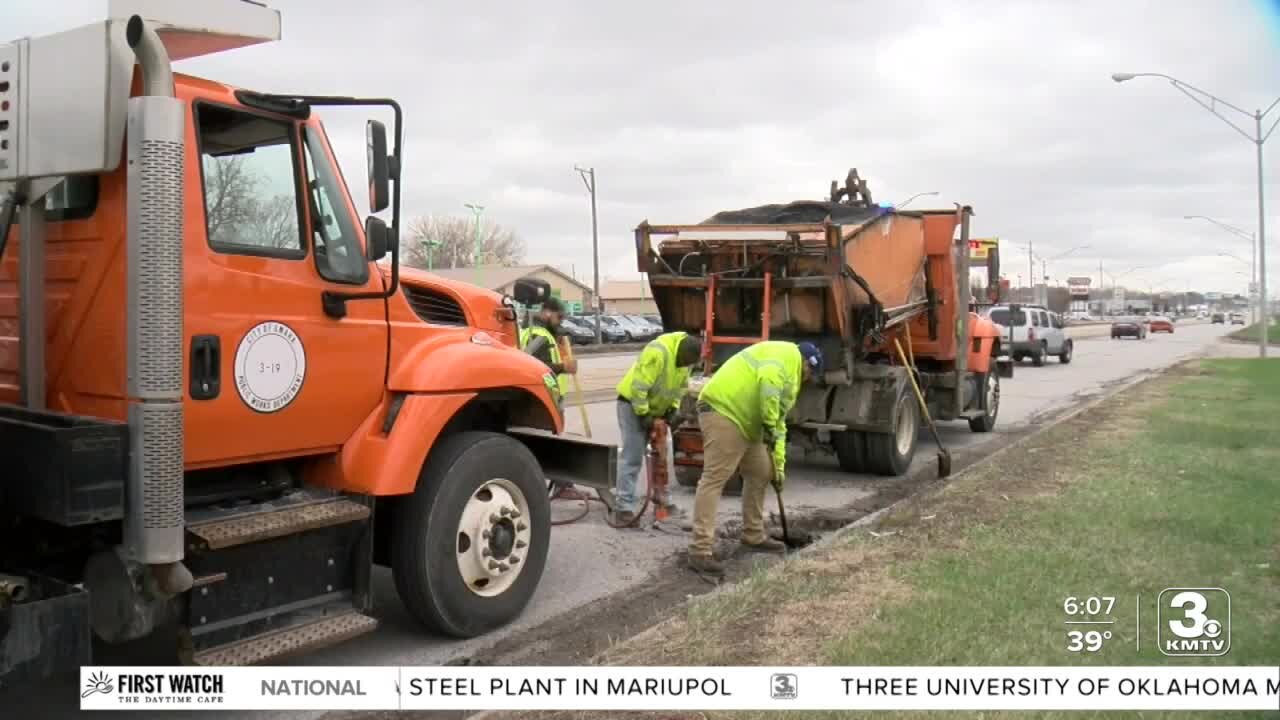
[{"x1": 123, "y1": 14, "x2": 188, "y2": 589}]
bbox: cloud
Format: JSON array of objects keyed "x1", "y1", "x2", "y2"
[{"x1": 7, "y1": 0, "x2": 1277, "y2": 297}]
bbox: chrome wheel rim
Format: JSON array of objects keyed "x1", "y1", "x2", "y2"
[
  {"x1": 455, "y1": 478, "x2": 532, "y2": 597},
  {"x1": 986, "y1": 372, "x2": 1000, "y2": 418}
]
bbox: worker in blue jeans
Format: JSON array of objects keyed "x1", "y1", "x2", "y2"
[{"x1": 613, "y1": 332, "x2": 703, "y2": 526}]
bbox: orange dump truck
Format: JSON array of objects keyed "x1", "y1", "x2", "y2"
[
  {"x1": 0, "y1": 1, "x2": 613, "y2": 683},
  {"x1": 636, "y1": 170, "x2": 1012, "y2": 483}
]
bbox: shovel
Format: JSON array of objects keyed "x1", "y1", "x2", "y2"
[{"x1": 894, "y1": 339, "x2": 952, "y2": 478}]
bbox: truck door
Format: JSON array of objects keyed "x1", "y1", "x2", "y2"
[{"x1": 183, "y1": 101, "x2": 387, "y2": 467}]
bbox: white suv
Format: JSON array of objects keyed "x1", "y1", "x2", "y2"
[{"x1": 984, "y1": 304, "x2": 1073, "y2": 366}]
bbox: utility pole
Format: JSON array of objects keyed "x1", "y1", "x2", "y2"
[
  {"x1": 1027, "y1": 240, "x2": 1034, "y2": 295},
  {"x1": 464, "y1": 203, "x2": 485, "y2": 287},
  {"x1": 574, "y1": 165, "x2": 602, "y2": 343}
]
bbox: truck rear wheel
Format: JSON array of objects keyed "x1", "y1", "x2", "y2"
[
  {"x1": 866, "y1": 386, "x2": 919, "y2": 476},
  {"x1": 832, "y1": 430, "x2": 869, "y2": 473},
  {"x1": 392, "y1": 431, "x2": 550, "y2": 638}
]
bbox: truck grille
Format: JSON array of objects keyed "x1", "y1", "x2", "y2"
[{"x1": 403, "y1": 286, "x2": 468, "y2": 326}]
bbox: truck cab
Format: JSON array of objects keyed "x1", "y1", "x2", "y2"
[{"x1": 0, "y1": 1, "x2": 612, "y2": 684}]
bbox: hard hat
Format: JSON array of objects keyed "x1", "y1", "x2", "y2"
[{"x1": 797, "y1": 341, "x2": 824, "y2": 377}]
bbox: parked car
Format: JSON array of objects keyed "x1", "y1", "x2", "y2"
[
  {"x1": 577, "y1": 314, "x2": 628, "y2": 343},
  {"x1": 620, "y1": 314, "x2": 661, "y2": 340},
  {"x1": 1211, "y1": 312, "x2": 1225, "y2": 324},
  {"x1": 1111, "y1": 317, "x2": 1147, "y2": 339},
  {"x1": 602, "y1": 314, "x2": 644, "y2": 341},
  {"x1": 557, "y1": 316, "x2": 597, "y2": 345},
  {"x1": 983, "y1": 303, "x2": 1073, "y2": 366},
  {"x1": 642, "y1": 313, "x2": 664, "y2": 329},
  {"x1": 1230, "y1": 312, "x2": 1246, "y2": 325},
  {"x1": 630, "y1": 314, "x2": 665, "y2": 337},
  {"x1": 1148, "y1": 316, "x2": 1174, "y2": 334}
]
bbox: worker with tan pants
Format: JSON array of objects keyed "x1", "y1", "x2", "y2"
[{"x1": 688, "y1": 340, "x2": 824, "y2": 575}]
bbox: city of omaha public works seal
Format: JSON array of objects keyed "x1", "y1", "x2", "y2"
[{"x1": 233, "y1": 321, "x2": 307, "y2": 413}]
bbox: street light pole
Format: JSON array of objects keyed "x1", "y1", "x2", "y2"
[
  {"x1": 464, "y1": 203, "x2": 485, "y2": 287},
  {"x1": 1112, "y1": 72, "x2": 1278, "y2": 356},
  {"x1": 574, "y1": 165, "x2": 601, "y2": 344}
]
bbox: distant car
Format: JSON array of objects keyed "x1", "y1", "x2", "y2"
[
  {"x1": 642, "y1": 313, "x2": 663, "y2": 328},
  {"x1": 557, "y1": 316, "x2": 596, "y2": 345},
  {"x1": 1148, "y1": 316, "x2": 1174, "y2": 333},
  {"x1": 983, "y1": 303, "x2": 1073, "y2": 365},
  {"x1": 1111, "y1": 317, "x2": 1147, "y2": 339},
  {"x1": 577, "y1": 315, "x2": 627, "y2": 343},
  {"x1": 1211, "y1": 312, "x2": 1225, "y2": 324},
  {"x1": 620, "y1": 314, "x2": 661, "y2": 340},
  {"x1": 604, "y1": 314, "x2": 650, "y2": 341},
  {"x1": 1230, "y1": 312, "x2": 1246, "y2": 325}
]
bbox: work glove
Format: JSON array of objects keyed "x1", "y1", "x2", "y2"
[
  {"x1": 662, "y1": 408, "x2": 679, "y2": 427},
  {"x1": 639, "y1": 414, "x2": 654, "y2": 431}
]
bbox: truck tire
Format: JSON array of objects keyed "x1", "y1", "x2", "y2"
[
  {"x1": 392, "y1": 431, "x2": 550, "y2": 638},
  {"x1": 866, "y1": 386, "x2": 919, "y2": 476},
  {"x1": 832, "y1": 430, "x2": 868, "y2": 473},
  {"x1": 1058, "y1": 340, "x2": 1073, "y2": 364},
  {"x1": 1031, "y1": 341, "x2": 1047, "y2": 367},
  {"x1": 967, "y1": 370, "x2": 999, "y2": 433}
]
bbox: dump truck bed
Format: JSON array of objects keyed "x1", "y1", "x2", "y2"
[{"x1": 637, "y1": 200, "x2": 963, "y2": 373}]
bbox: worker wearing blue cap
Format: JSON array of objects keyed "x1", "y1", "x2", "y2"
[{"x1": 687, "y1": 340, "x2": 823, "y2": 575}]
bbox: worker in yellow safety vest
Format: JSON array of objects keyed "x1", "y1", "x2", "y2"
[
  {"x1": 613, "y1": 331, "x2": 703, "y2": 525},
  {"x1": 687, "y1": 340, "x2": 823, "y2": 576},
  {"x1": 518, "y1": 297, "x2": 575, "y2": 403}
]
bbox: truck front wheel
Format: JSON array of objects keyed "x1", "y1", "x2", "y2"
[
  {"x1": 866, "y1": 386, "x2": 919, "y2": 476},
  {"x1": 393, "y1": 431, "x2": 550, "y2": 638},
  {"x1": 968, "y1": 370, "x2": 999, "y2": 433}
]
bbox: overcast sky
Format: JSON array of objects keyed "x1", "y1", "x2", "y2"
[{"x1": 9, "y1": 0, "x2": 1280, "y2": 297}]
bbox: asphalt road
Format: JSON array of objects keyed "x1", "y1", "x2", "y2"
[{"x1": 14, "y1": 321, "x2": 1237, "y2": 719}]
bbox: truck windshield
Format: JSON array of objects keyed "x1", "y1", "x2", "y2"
[{"x1": 302, "y1": 126, "x2": 367, "y2": 285}]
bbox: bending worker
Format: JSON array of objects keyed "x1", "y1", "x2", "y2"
[
  {"x1": 613, "y1": 332, "x2": 703, "y2": 525},
  {"x1": 518, "y1": 297, "x2": 576, "y2": 405},
  {"x1": 687, "y1": 340, "x2": 823, "y2": 575}
]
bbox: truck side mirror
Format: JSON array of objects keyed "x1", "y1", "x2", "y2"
[
  {"x1": 365, "y1": 215, "x2": 395, "y2": 262},
  {"x1": 513, "y1": 277, "x2": 552, "y2": 305},
  {"x1": 366, "y1": 120, "x2": 391, "y2": 213}
]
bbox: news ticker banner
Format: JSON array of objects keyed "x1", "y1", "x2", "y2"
[{"x1": 80, "y1": 665, "x2": 1280, "y2": 712}]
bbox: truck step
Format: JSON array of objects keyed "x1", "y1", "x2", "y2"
[
  {"x1": 190, "y1": 608, "x2": 377, "y2": 667},
  {"x1": 187, "y1": 494, "x2": 370, "y2": 550}
]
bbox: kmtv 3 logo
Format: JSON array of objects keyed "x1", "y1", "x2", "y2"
[
  {"x1": 770, "y1": 674, "x2": 798, "y2": 699},
  {"x1": 1158, "y1": 588, "x2": 1230, "y2": 656}
]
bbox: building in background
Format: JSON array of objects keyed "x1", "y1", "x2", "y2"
[
  {"x1": 427, "y1": 264, "x2": 596, "y2": 314},
  {"x1": 600, "y1": 279, "x2": 658, "y2": 314}
]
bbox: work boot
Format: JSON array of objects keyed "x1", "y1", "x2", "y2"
[
  {"x1": 687, "y1": 553, "x2": 725, "y2": 576},
  {"x1": 740, "y1": 537, "x2": 787, "y2": 554},
  {"x1": 655, "y1": 501, "x2": 687, "y2": 521},
  {"x1": 612, "y1": 510, "x2": 638, "y2": 528}
]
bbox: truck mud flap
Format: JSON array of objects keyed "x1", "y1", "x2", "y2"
[
  {"x1": 507, "y1": 428, "x2": 618, "y2": 492},
  {"x1": 996, "y1": 356, "x2": 1014, "y2": 379},
  {"x1": 0, "y1": 574, "x2": 91, "y2": 688}
]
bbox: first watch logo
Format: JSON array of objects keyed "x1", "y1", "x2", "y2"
[
  {"x1": 82, "y1": 671, "x2": 115, "y2": 698},
  {"x1": 771, "y1": 673, "x2": 798, "y2": 700},
  {"x1": 1158, "y1": 587, "x2": 1231, "y2": 656}
]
